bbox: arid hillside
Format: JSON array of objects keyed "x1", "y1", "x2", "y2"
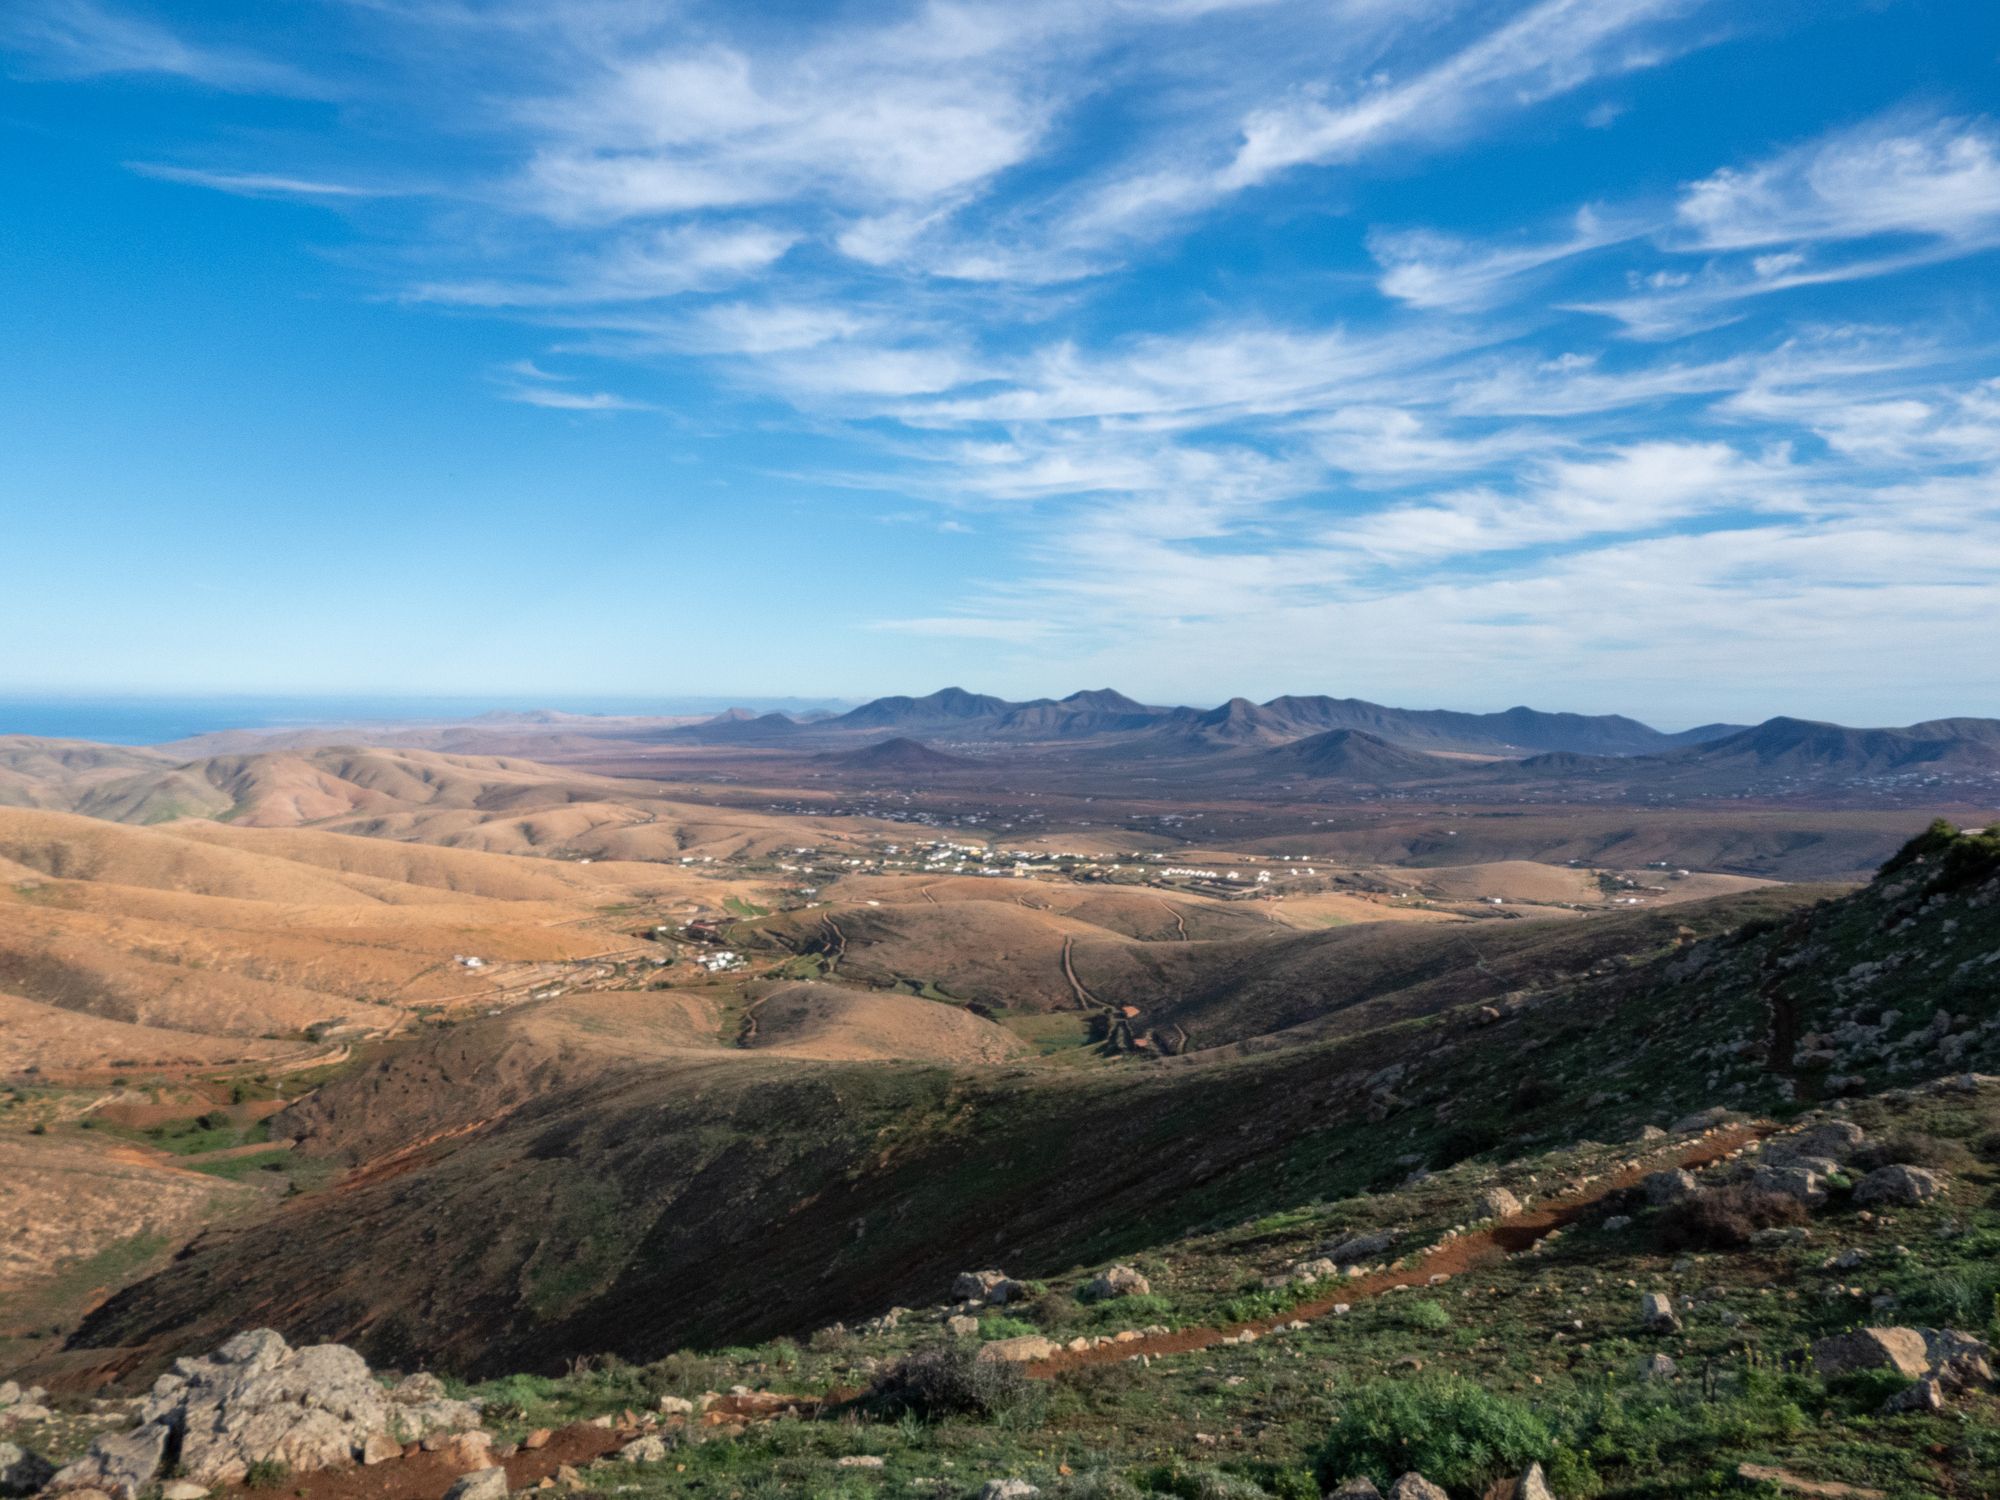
[
  {"x1": 68, "y1": 828, "x2": 1965, "y2": 1378},
  {"x1": 0, "y1": 808, "x2": 710, "y2": 1077}
]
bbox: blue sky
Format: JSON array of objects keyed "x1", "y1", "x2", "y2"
[{"x1": 2, "y1": 0, "x2": 1997, "y2": 727}]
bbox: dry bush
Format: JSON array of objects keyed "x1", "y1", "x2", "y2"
[{"x1": 1654, "y1": 1186, "x2": 1808, "y2": 1251}]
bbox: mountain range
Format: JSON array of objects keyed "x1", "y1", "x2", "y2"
[
  {"x1": 671, "y1": 687, "x2": 2000, "y2": 789},
  {"x1": 674, "y1": 686, "x2": 1745, "y2": 756}
]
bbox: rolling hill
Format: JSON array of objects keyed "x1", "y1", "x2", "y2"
[{"x1": 59, "y1": 824, "x2": 1996, "y2": 1380}]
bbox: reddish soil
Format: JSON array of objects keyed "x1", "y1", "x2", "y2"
[
  {"x1": 213, "y1": 1396, "x2": 831, "y2": 1500},
  {"x1": 1029, "y1": 1123, "x2": 1771, "y2": 1377},
  {"x1": 212, "y1": 1424, "x2": 627, "y2": 1500}
]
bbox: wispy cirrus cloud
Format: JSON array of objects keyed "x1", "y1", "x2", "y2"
[
  {"x1": 3, "y1": 0, "x2": 322, "y2": 93},
  {"x1": 129, "y1": 164, "x2": 399, "y2": 199}
]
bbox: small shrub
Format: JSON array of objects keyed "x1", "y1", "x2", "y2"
[
  {"x1": 1090, "y1": 1293, "x2": 1173, "y2": 1325},
  {"x1": 1653, "y1": 1187, "x2": 1807, "y2": 1251},
  {"x1": 1852, "y1": 1131, "x2": 1971, "y2": 1173},
  {"x1": 1132, "y1": 1461, "x2": 1271, "y2": 1500},
  {"x1": 979, "y1": 1314, "x2": 1040, "y2": 1340},
  {"x1": 1893, "y1": 1263, "x2": 2000, "y2": 1333},
  {"x1": 1825, "y1": 1368, "x2": 1915, "y2": 1413},
  {"x1": 1317, "y1": 1376, "x2": 1552, "y2": 1493},
  {"x1": 1435, "y1": 1122, "x2": 1505, "y2": 1165},
  {"x1": 242, "y1": 1460, "x2": 290, "y2": 1490},
  {"x1": 1399, "y1": 1300, "x2": 1452, "y2": 1332},
  {"x1": 877, "y1": 1344, "x2": 1034, "y2": 1420},
  {"x1": 1053, "y1": 1472, "x2": 1146, "y2": 1500}
]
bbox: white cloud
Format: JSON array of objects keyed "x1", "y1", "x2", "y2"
[
  {"x1": 130, "y1": 164, "x2": 396, "y2": 199},
  {"x1": 1371, "y1": 207, "x2": 1631, "y2": 312},
  {"x1": 1326, "y1": 440, "x2": 1801, "y2": 562},
  {"x1": 1221, "y1": 0, "x2": 1697, "y2": 191},
  {"x1": 500, "y1": 385, "x2": 653, "y2": 412},
  {"x1": 412, "y1": 222, "x2": 796, "y2": 306},
  {"x1": 1676, "y1": 115, "x2": 2000, "y2": 250}
]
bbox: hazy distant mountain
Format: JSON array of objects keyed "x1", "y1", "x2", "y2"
[
  {"x1": 992, "y1": 690, "x2": 1164, "y2": 738},
  {"x1": 814, "y1": 737, "x2": 976, "y2": 772},
  {"x1": 1259, "y1": 728, "x2": 1465, "y2": 782},
  {"x1": 1676, "y1": 716, "x2": 2000, "y2": 775},
  {"x1": 827, "y1": 687, "x2": 1016, "y2": 732},
  {"x1": 671, "y1": 709, "x2": 804, "y2": 742},
  {"x1": 656, "y1": 687, "x2": 1998, "y2": 777},
  {"x1": 1511, "y1": 715, "x2": 2000, "y2": 790}
]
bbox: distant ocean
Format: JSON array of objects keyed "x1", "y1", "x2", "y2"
[{"x1": 0, "y1": 695, "x2": 853, "y2": 747}]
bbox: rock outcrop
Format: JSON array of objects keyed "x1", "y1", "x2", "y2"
[
  {"x1": 49, "y1": 1330, "x2": 480, "y2": 1496},
  {"x1": 1081, "y1": 1266, "x2": 1151, "y2": 1301}
]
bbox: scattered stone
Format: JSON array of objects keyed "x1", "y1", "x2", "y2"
[
  {"x1": 1852, "y1": 1165, "x2": 1942, "y2": 1207},
  {"x1": 1289, "y1": 1257, "x2": 1338, "y2": 1284},
  {"x1": 945, "y1": 1315, "x2": 981, "y2": 1337},
  {"x1": 442, "y1": 1468, "x2": 510, "y2": 1500},
  {"x1": 1516, "y1": 1462, "x2": 1557, "y2": 1500},
  {"x1": 159, "y1": 1484, "x2": 208, "y2": 1500},
  {"x1": 1325, "y1": 1481, "x2": 1382, "y2": 1500},
  {"x1": 1670, "y1": 1107, "x2": 1733, "y2": 1134},
  {"x1": 951, "y1": 1271, "x2": 1017, "y2": 1303},
  {"x1": 1601, "y1": 1215, "x2": 1632, "y2": 1233},
  {"x1": 837, "y1": 1456, "x2": 886, "y2": 1469},
  {"x1": 1643, "y1": 1169, "x2": 1697, "y2": 1206},
  {"x1": 441, "y1": 1432, "x2": 498, "y2": 1470},
  {"x1": 48, "y1": 1425, "x2": 171, "y2": 1500},
  {"x1": 361, "y1": 1433, "x2": 401, "y2": 1466},
  {"x1": 1641, "y1": 1292, "x2": 1681, "y2": 1333},
  {"x1": 616, "y1": 1435, "x2": 670, "y2": 1464},
  {"x1": 1387, "y1": 1475, "x2": 1448, "y2": 1500},
  {"x1": 1883, "y1": 1376, "x2": 1946, "y2": 1414},
  {"x1": 1081, "y1": 1265, "x2": 1151, "y2": 1300},
  {"x1": 1751, "y1": 1165, "x2": 1827, "y2": 1208},
  {"x1": 1642, "y1": 1353, "x2": 1678, "y2": 1381},
  {"x1": 1478, "y1": 1187, "x2": 1523, "y2": 1219},
  {"x1": 1811, "y1": 1328, "x2": 1931, "y2": 1379},
  {"x1": 1326, "y1": 1231, "x2": 1397, "y2": 1264},
  {"x1": 977, "y1": 1482, "x2": 1040, "y2": 1500},
  {"x1": 0, "y1": 1441, "x2": 55, "y2": 1497},
  {"x1": 975, "y1": 1336, "x2": 1060, "y2": 1364},
  {"x1": 1792, "y1": 1122, "x2": 1866, "y2": 1161}
]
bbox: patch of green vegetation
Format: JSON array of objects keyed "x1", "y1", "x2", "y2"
[
  {"x1": 978, "y1": 1315, "x2": 1041, "y2": 1341},
  {"x1": 1319, "y1": 1376, "x2": 1554, "y2": 1493},
  {"x1": 186, "y1": 1148, "x2": 333, "y2": 1185},
  {"x1": 725, "y1": 896, "x2": 772, "y2": 919},
  {"x1": 103, "y1": 1113, "x2": 272, "y2": 1156}
]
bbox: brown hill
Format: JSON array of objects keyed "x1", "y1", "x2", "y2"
[
  {"x1": 65, "y1": 831, "x2": 1948, "y2": 1379},
  {"x1": 0, "y1": 809, "x2": 688, "y2": 1075}
]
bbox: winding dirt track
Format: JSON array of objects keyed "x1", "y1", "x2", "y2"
[
  {"x1": 1060, "y1": 936, "x2": 1104, "y2": 1012},
  {"x1": 1027, "y1": 1122, "x2": 1771, "y2": 1377}
]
